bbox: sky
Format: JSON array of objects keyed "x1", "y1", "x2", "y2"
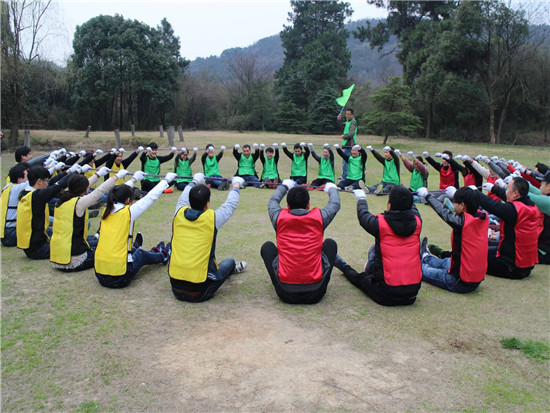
[{"x1": 47, "y1": 0, "x2": 388, "y2": 65}]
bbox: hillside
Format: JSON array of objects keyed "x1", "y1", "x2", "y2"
[{"x1": 188, "y1": 18, "x2": 402, "y2": 85}]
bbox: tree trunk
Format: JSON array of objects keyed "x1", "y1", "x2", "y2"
[
  {"x1": 496, "y1": 89, "x2": 512, "y2": 145},
  {"x1": 425, "y1": 102, "x2": 433, "y2": 140},
  {"x1": 489, "y1": 94, "x2": 496, "y2": 144}
]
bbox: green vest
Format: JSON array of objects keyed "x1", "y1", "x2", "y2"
[
  {"x1": 144, "y1": 157, "x2": 160, "y2": 182},
  {"x1": 204, "y1": 156, "x2": 220, "y2": 177},
  {"x1": 262, "y1": 157, "x2": 278, "y2": 179},
  {"x1": 318, "y1": 157, "x2": 334, "y2": 181},
  {"x1": 238, "y1": 155, "x2": 256, "y2": 176},
  {"x1": 342, "y1": 119, "x2": 357, "y2": 145},
  {"x1": 382, "y1": 159, "x2": 400, "y2": 185},
  {"x1": 292, "y1": 154, "x2": 306, "y2": 177},
  {"x1": 176, "y1": 159, "x2": 192, "y2": 183},
  {"x1": 409, "y1": 169, "x2": 424, "y2": 191},
  {"x1": 347, "y1": 156, "x2": 364, "y2": 181}
]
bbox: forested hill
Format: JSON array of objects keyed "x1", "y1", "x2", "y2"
[{"x1": 189, "y1": 19, "x2": 401, "y2": 84}]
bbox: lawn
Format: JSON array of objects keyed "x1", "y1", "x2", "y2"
[{"x1": 1, "y1": 130, "x2": 549, "y2": 412}]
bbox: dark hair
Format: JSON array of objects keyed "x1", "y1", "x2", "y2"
[
  {"x1": 346, "y1": 108, "x2": 354, "y2": 115},
  {"x1": 15, "y1": 146, "x2": 31, "y2": 162},
  {"x1": 543, "y1": 171, "x2": 550, "y2": 185},
  {"x1": 9, "y1": 163, "x2": 28, "y2": 183},
  {"x1": 388, "y1": 185, "x2": 413, "y2": 211},
  {"x1": 265, "y1": 147, "x2": 274, "y2": 154},
  {"x1": 415, "y1": 155, "x2": 424, "y2": 163},
  {"x1": 511, "y1": 177, "x2": 529, "y2": 198},
  {"x1": 243, "y1": 144, "x2": 251, "y2": 150},
  {"x1": 147, "y1": 142, "x2": 158, "y2": 150},
  {"x1": 293, "y1": 143, "x2": 302, "y2": 150},
  {"x1": 58, "y1": 174, "x2": 89, "y2": 205},
  {"x1": 205, "y1": 143, "x2": 214, "y2": 151},
  {"x1": 443, "y1": 150, "x2": 453, "y2": 158},
  {"x1": 102, "y1": 185, "x2": 135, "y2": 219},
  {"x1": 287, "y1": 186, "x2": 309, "y2": 209},
  {"x1": 453, "y1": 187, "x2": 479, "y2": 214},
  {"x1": 27, "y1": 166, "x2": 50, "y2": 186},
  {"x1": 536, "y1": 162, "x2": 548, "y2": 175},
  {"x1": 189, "y1": 184, "x2": 211, "y2": 210}
]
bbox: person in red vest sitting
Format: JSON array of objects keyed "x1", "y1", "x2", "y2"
[
  {"x1": 479, "y1": 177, "x2": 543, "y2": 279},
  {"x1": 417, "y1": 186, "x2": 488, "y2": 293},
  {"x1": 334, "y1": 185, "x2": 423, "y2": 306},
  {"x1": 423, "y1": 150, "x2": 462, "y2": 190},
  {"x1": 260, "y1": 180, "x2": 340, "y2": 304}
]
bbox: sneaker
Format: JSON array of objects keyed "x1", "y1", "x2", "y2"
[
  {"x1": 233, "y1": 261, "x2": 248, "y2": 274},
  {"x1": 344, "y1": 185, "x2": 354, "y2": 192},
  {"x1": 88, "y1": 209, "x2": 100, "y2": 218},
  {"x1": 334, "y1": 255, "x2": 347, "y2": 272},
  {"x1": 428, "y1": 243, "x2": 444, "y2": 259},
  {"x1": 133, "y1": 232, "x2": 144, "y2": 249},
  {"x1": 133, "y1": 187, "x2": 144, "y2": 200},
  {"x1": 316, "y1": 185, "x2": 325, "y2": 191},
  {"x1": 151, "y1": 241, "x2": 165, "y2": 253},
  {"x1": 420, "y1": 237, "x2": 429, "y2": 260},
  {"x1": 374, "y1": 185, "x2": 383, "y2": 195},
  {"x1": 160, "y1": 247, "x2": 170, "y2": 265},
  {"x1": 358, "y1": 180, "x2": 368, "y2": 193},
  {"x1": 259, "y1": 182, "x2": 266, "y2": 189},
  {"x1": 444, "y1": 197, "x2": 455, "y2": 213}
]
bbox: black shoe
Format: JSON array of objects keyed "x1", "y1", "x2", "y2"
[
  {"x1": 428, "y1": 243, "x2": 444, "y2": 259},
  {"x1": 88, "y1": 209, "x2": 100, "y2": 218},
  {"x1": 420, "y1": 237, "x2": 429, "y2": 258},
  {"x1": 133, "y1": 232, "x2": 144, "y2": 249},
  {"x1": 334, "y1": 255, "x2": 347, "y2": 272}
]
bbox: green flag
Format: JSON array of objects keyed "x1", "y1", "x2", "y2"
[{"x1": 335, "y1": 84, "x2": 355, "y2": 107}]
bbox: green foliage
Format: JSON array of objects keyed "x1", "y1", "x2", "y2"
[
  {"x1": 362, "y1": 76, "x2": 422, "y2": 143},
  {"x1": 275, "y1": 1, "x2": 352, "y2": 132},
  {"x1": 501, "y1": 337, "x2": 550, "y2": 362},
  {"x1": 275, "y1": 100, "x2": 304, "y2": 133},
  {"x1": 307, "y1": 86, "x2": 340, "y2": 134}
]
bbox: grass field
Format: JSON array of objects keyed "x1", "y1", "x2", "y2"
[{"x1": 1, "y1": 130, "x2": 549, "y2": 412}]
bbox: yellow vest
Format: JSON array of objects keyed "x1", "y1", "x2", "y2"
[
  {"x1": 50, "y1": 197, "x2": 89, "y2": 265},
  {"x1": 16, "y1": 190, "x2": 49, "y2": 249},
  {"x1": 109, "y1": 163, "x2": 124, "y2": 185},
  {"x1": 169, "y1": 207, "x2": 217, "y2": 283},
  {"x1": 1, "y1": 184, "x2": 13, "y2": 238},
  {"x1": 94, "y1": 206, "x2": 134, "y2": 276}
]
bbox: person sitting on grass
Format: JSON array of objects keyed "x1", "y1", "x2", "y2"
[
  {"x1": 1, "y1": 163, "x2": 30, "y2": 247},
  {"x1": 417, "y1": 186, "x2": 488, "y2": 293},
  {"x1": 139, "y1": 142, "x2": 177, "y2": 192},
  {"x1": 50, "y1": 166, "x2": 126, "y2": 272},
  {"x1": 233, "y1": 143, "x2": 260, "y2": 188},
  {"x1": 366, "y1": 145, "x2": 400, "y2": 194},
  {"x1": 335, "y1": 185, "x2": 423, "y2": 306},
  {"x1": 479, "y1": 177, "x2": 543, "y2": 279},
  {"x1": 399, "y1": 151, "x2": 428, "y2": 193},
  {"x1": 334, "y1": 143, "x2": 368, "y2": 191},
  {"x1": 168, "y1": 173, "x2": 248, "y2": 302},
  {"x1": 282, "y1": 142, "x2": 310, "y2": 185},
  {"x1": 309, "y1": 143, "x2": 335, "y2": 190},
  {"x1": 201, "y1": 144, "x2": 229, "y2": 191},
  {"x1": 525, "y1": 171, "x2": 550, "y2": 265},
  {"x1": 106, "y1": 147, "x2": 142, "y2": 185},
  {"x1": 173, "y1": 147, "x2": 198, "y2": 191},
  {"x1": 94, "y1": 172, "x2": 175, "y2": 289},
  {"x1": 424, "y1": 150, "x2": 461, "y2": 189},
  {"x1": 259, "y1": 144, "x2": 280, "y2": 189},
  {"x1": 260, "y1": 180, "x2": 340, "y2": 304}
]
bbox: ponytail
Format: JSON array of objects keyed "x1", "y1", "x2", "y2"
[{"x1": 102, "y1": 185, "x2": 135, "y2": 220}]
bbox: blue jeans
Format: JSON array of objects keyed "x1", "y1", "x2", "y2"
[
  {"x1": 421, "y1": 256, "x2": 479, "y2": 293},
  {"x1": 170, "y1": 258, "x2": 236, "y2": 302},
  {"x1": 206, "y1": 175, "x2": 224, "y2": 189},
  {"x1": 341, "y1": 148, "x2": 351, "y2": 178},
  {"x1": 96, "y1": 248, "x2": 164, "y2": 288},
  {"x1": 1, "y1": 227, "x2": 17, "y2": 247},
  {"x1": 337, "y1": 179, "x2": 361, "y2": 190},
  {"x1": 241, "y1": 175, "x2": 260, "y2": 188}
]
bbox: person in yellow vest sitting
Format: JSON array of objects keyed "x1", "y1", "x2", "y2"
[
  {"x1": 1, "y1": 164, "x2": 29, "y2": 247},
  {"x1": 50, "y1": 166, "x2": 126, "y2": 272},
  {"x1": 168, "y1": 173, "x2": 248, "y2": 302},
  {"x1": 173, "y1": 147, "x2": 197, "y2": 191},
  {"x1": 139, "y1": 142, "x2": 176, "y2": 192},
  {"x1": 79, "y1": 149, "x2": 113, "y2": 190},
  {"x1": 94, "y1": 171, "x2": 176, "y2": 288},
  {"x1": 17, "y1": 164, "x2": 82, "y2": 259},
  {"x1": 105, "y1": 147, "x2": 142, "y2": 185}
]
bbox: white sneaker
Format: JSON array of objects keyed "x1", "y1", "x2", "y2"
[{"x1": 234, "y1": 261, "x2": 248, "y2": 274}]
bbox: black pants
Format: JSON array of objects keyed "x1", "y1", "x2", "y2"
[
  {"x1": 310, "y1": 178, "x2": 333, "y2": 187},
  {"x1": 260, "y1": 238, "x2": 337, "y2": 304},
  {"x1": 141, "y1": 179, "x2": 157, "y2": 192},
  {"x1": 290, "y1": 176, "x2": 307, "y2": 185},
  {"x1": 486, "y1": 246, "x2": 532, "y2": 279},
  {"x1": 539, "y1": 251, "x2": 550, "y2": 265}
]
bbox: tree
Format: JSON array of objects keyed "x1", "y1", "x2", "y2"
[
  {"x1": 362, "y1": 76, "x2": 421, "y2": 144},
  {"x1": 1, "y1": 0, "x2": 56, "y2": 147},
  {"x1": 307, "y1": 86, "x2": 339, "y2": 134},
  {"x1": 274, "y1": 0, "x2": 352, "y2": 132}
]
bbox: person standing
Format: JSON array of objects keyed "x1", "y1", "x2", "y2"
[{"x1": 337, "y1": 108, "x2": 357, "y2": 179}]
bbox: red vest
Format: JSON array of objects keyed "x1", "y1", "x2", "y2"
[
  {"x1": 487, "y1": 175, "x2": 500, "y2": 201},
  {"x1": 439, "y1": 165, "x2": 455, "y2": 189},
  {"x1": 378, "y1": 215, "x2": 422, "y2": 286},
  {"x1": 463, "y1": 173, "x2": 476, "y2": 187},
  {"x1": 276, "y1": 208, "x2": 323, "y2": 284},
  {"x1": 450, "y1": 212, "x2": 488, "y2": 283},
  {"x1": 498, "y1": 201, "x2": 542, "y2": 268}
]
